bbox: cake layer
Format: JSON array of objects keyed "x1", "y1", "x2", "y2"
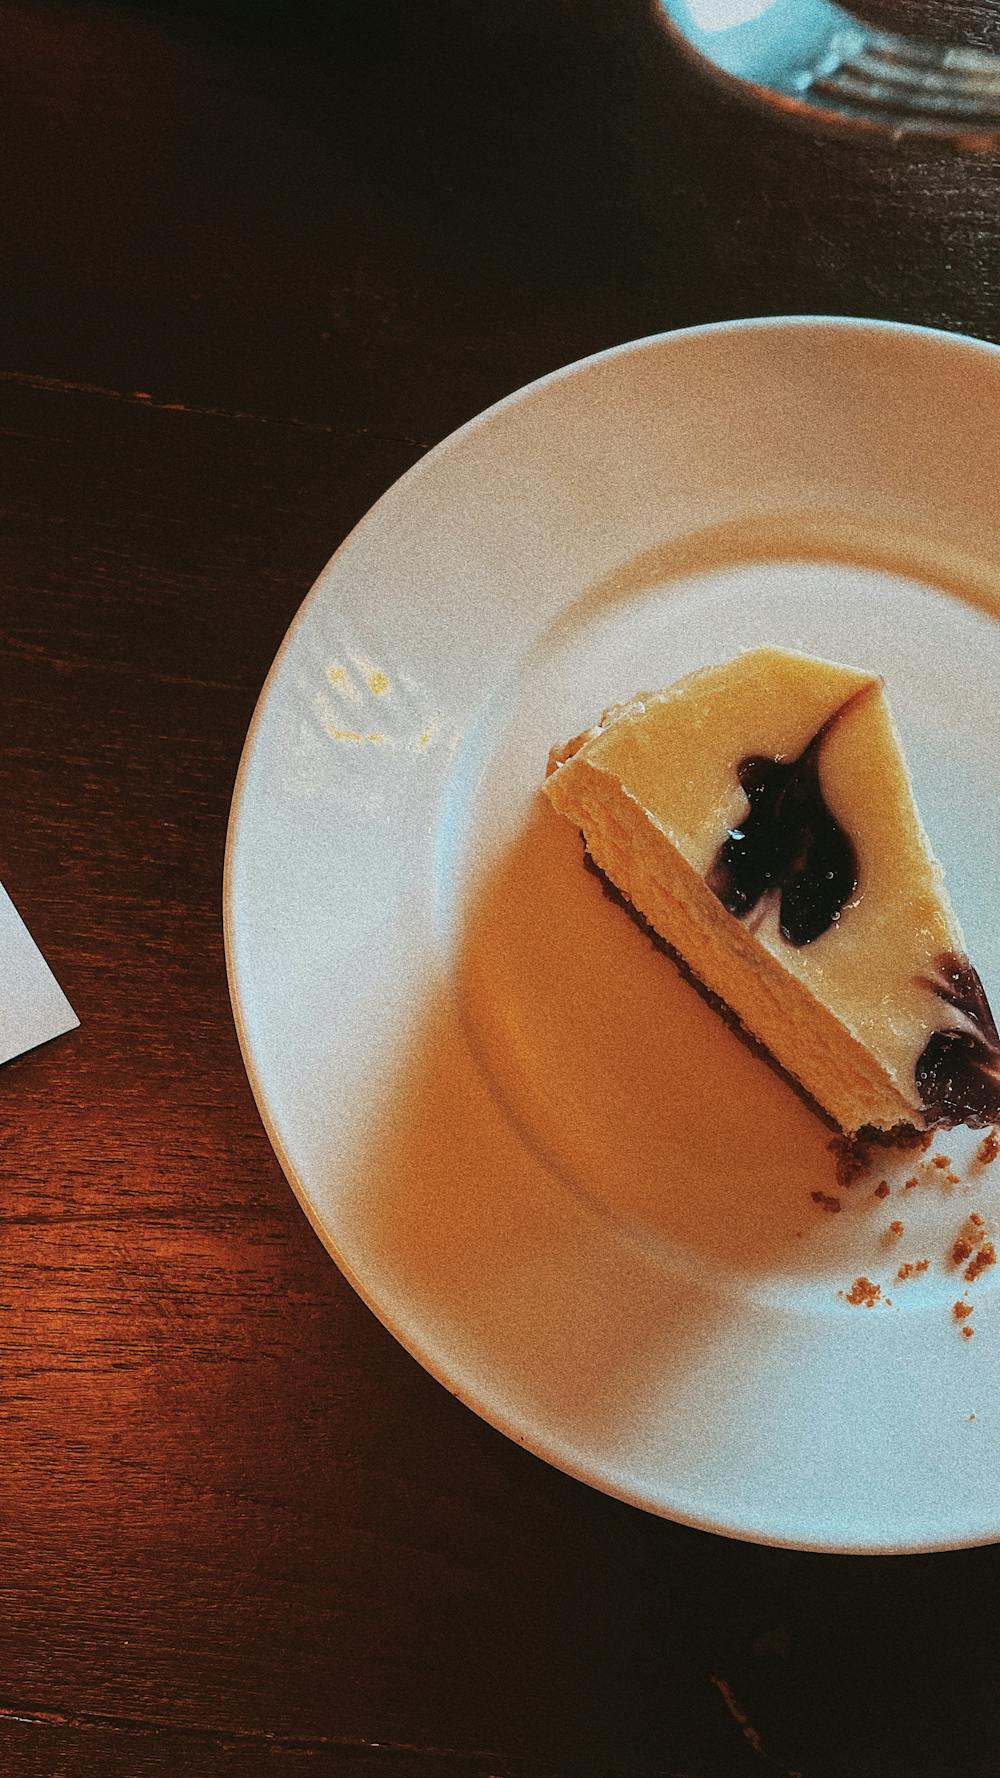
[{"x1": 544, "y1": 648, "x2": 1000, "y2": 1134}]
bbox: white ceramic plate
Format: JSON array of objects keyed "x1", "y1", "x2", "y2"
[{"x1": 226, "y1": 318, "x2": 1000, "y2": 1553}]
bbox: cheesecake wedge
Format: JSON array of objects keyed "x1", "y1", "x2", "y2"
[{"x1": 543, "y1": 648, "x2": 1000, "y2": 1136}]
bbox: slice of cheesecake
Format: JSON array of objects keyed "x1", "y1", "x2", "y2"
[{"x1": 543, "y1": 647, "x2": 1000, "y2": 1135}]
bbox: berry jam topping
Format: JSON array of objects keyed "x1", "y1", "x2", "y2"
[
  {"x1": 916, "y1": 953, "x2": 1000, "y2": 1128},
  {"x1": 707, "y1": 683, "x2": 875, "y2": 947}
]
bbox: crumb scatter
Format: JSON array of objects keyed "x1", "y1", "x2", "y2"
[{"x1": 874, "y1": 1180, "x2": 890, "y2": 1200}]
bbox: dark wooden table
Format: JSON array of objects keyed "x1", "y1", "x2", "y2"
[{"x1": 4, "y1": 3, "x2": 1000, "y2": 1773}]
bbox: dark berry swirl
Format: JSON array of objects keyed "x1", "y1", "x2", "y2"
[
  {"x1": 916, "y1": 952, "x2": 1000, "y2": 1128},
  {"x1": 707, "y1": 684, "x2": 874, "y2": 947}
]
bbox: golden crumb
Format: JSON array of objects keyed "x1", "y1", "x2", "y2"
[
  {"x1": 874, "y1": 1180, "x2": 890, "y2": 1200},
  {"x1": 970, "y1": 1212, "x2": 985, "y2": 1228},
  {"x1": 843, "y1": 1276, "x2": 881, "y2": 1308},
  {"x1": 888, "y1": 1219, "x2": 904, "y2": 1236},
  {"x1": 367, "y1": 670, "x2": 390, "y2": 696},
  {"x1": 932, "y1": 1155, "x2": 952, "y2": 1170},
  {"x1": 946, "y1": 1172, "x2": 960, "y2": 1186},
  {"x1": 896, "y1": 1259, "x2": 930, "y2": 1281},
  {"x1": 952, "y1": 1237, "x2": 974, "y2": 1266},
  {"x1": 963, "y1": 1326, "x2": 975, "y2": 1339},
  {"x1": 904, "y1": 1176, "x2": 919, "y2": 1190},
  {"x1": 969, "y1": 1412, "x2": 977, "y2": 1420},
  {"x1": 954, "y1": 1299, "x2": 973, "y2": 1321},
  {"x1": 978, "y1": 1130, "x2": 1000, "y2": 1166},
  {"x1": 828, "y1": 1136, "x2": 872, "y2": 1187},
  {"x1": 810, "y1": 1190, "x2": 841, "y2": 1214},
  {"x1": 964, "y1": 1243, "x2": 997, "y2": 1284}
]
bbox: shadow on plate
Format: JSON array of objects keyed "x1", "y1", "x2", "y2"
[
  {"x1": 333, "y1": 790, "x2": 905, "y2": 1495},
  {"x1": 452, "y1": 797, "x2": 869, "y2": 1288}
]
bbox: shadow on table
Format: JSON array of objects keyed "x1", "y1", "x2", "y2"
[
  {"x1": 115, "y1": 0, "x2": 721, "y2": 337},
  {"x1": 108, "y1": 0, "x2": 1000, "y2": 398}
]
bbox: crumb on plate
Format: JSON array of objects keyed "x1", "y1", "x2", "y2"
[
  {"x1": 964, "y1": 1242, "x2": 997, "y2": 1284},
  {"x1": 811, "y1": 1190, "x2": 841, "y2": 1214},
  {"x1": 842, "y1": 1276, "x2": 881, "y2": 1308},
  {"x1": 978, "y1": 1130, "x2": 999, "y2": 1166}
]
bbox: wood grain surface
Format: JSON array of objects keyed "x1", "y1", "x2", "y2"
[{"x1": 3, "y1": 2, "x2": 1000, "y2": 1773}]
